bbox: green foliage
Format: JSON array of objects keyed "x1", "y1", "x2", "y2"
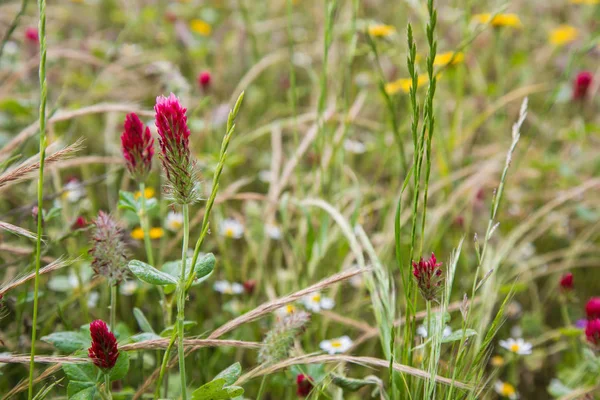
[{"x1": 128, "y1": 260, "x2": 178, "y2": 286}]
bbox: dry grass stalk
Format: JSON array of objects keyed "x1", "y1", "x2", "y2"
[
  {"x1": 0, "y1": 257, "x2": 73, "y2": 297},
  {"x1": 120, "y1": 339, "x2": 261, "y2": 351},
  {"x1": 0, "y1": 355, "x2": 87, "y2": 364},
  {"x1": 0, "y1": 221, "x2": 38, "y2": 241}
]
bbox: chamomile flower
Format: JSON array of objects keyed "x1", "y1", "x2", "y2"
[
  {"x1": 416, "y1": 324, "x2": 452, "y2": 338},
  {"x1": 165, "y1": 211, "x2": 184, "y2": 232},
  {"x1": 220, "y1": 218, "x2": 244, "y2": 239},
  {"x1": 213, "y1": 280, "x2": 244, "y2": 295},
  {"x1": 343, "y1": 139, "x2": 367, "y2": 154},
  {"x1": 494, "y1": 381, "x2": 519, "y2": 399},
  {"x1": 62, "y1": 179, "x2": 85, "y2": 203},
  {"x1": 301, "y1": 292, "x2": 335, "y2": 313},
  {"x1": 275, "y1": 304, "x2": 298, "y2": 319},
  {"x1": 265, "y1": 223, "x2": 282, "y2": 240},
  {"x1": 319, "y1": 336, "x2": 353, "y2": 354},
  {"x1": 499, "y1": 338, "x2": 532, "y2": 355}
]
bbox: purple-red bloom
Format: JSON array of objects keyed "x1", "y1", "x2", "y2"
[
  {"x1": 586, "y1": 297, "x2": 600, "y2": 320},
  {"x1": 296, "y1": 374, "x2": 313, "y2": 397},
  {"x1": 559, "y1": 272, "x2": 573, "y2": 292},
  {"x1": 88, "y1": 319, "x2": 119, "y2": 370},
  {"x1": 155, "y1": 93, "x2": 197, "y2": 204},
  {"x1": 25, "y1": 27, "x2": 39, "y2": 44},
  {"x1": 72, "y1": 216, "x2": 88, "y2": 230},
  {"x1": 121, "y1": 113, "x2": 154, "y2": 182},
  {"x1": 585, "y1": 319, "x2": 600, "y2": 346},
  {"x1": 573, "y1": 71, "x2": 592, "y2": 100},
  {"x1": 412, "y1": 253, "x2": 443, "y2": 302},
  {"x1": 198, "y1": 70, "x2": 211, "y2": 90}
]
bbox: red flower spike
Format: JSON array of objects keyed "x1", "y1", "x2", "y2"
[
  {"x1": 88, "y1": 319, "x2": 119, "y2": 370},
  {"x1": 155, "y1": 93, "x2": 197, "y2": 204},
  {"x1": 243, "y1": 280, "x2": 256, "y2": 295},
  {"x1": 296, "y1": 374, "x2": 314, "y2": 397},
  {"x1": 25, "y1": 27, "x2": 39, "y2": 44},
  {"x1": 585, "y1": 319, "x2": 600, "y2": 347},
  {"x1": 121, "y1": 113, "x2": 154, "y2": 182},
  {"x1": 586, "y1": 297, "x2": 600, "y2": 320},
  {"x1": 198, "y1": 71, "x2": 211, "y2": 90},
  {"x1": 573, "y1": 71, "x2": 593, "y2": 100},
  {"x1": 559, "y1": 273, "x2": 573, "y2": 292},
  {"x1": 412, "y1": 252, "x2": 444, "y2": 302}
]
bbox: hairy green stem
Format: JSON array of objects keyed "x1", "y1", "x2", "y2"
[
  {"x1": 104, "y1": 373, "x2": 112, "y2": 400},
  {"x1": 139, "y1": 182, "x2": 155, "y2": 266},
  {"x1": 110, "y1": 284, "x2": 117, "y2": 330},
  {"x1": 154, "y1": 332, "x2": 177, "y2": 399},
  {"x1": 27, "y1": 0, "x2": 48, "y2": 397},
  {"x1": 176, "y1": 204, "x2": 190, "y2": 399}
]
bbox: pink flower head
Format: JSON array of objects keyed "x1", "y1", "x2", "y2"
[
  {"x1": 121, "y1": 113, "x2": 154, "y2": 182},
  {"x1": 198, "y1": 70, "x2": 211, "y2": 90},
  {"x1": 586, "y1": 297, "x2": 600, "y2": 320},
  {"x1": 412, "y1": 252, "x2": 443, "y2": 302},
  {"x1": 296, "y1": 374, "x2": 314, "y2": 397},
  {"x1": 585, "y1": 319, "x2": 600, "y2": 347},
  {"x1": 559, "y1": 272, "x2": 573, "y2": 292},
  {"x1": 88, "y1": 319, "x2": 119, "y2": 370},
  {"x1": 155, "y1": 93, "x2": 197, "y2": 204},
  {"x1": 25, "y1": 27, "x2": 39, "y2": 44},
  {"x1": 573, "y1": 71, "x2": 593, "y2": 100}
]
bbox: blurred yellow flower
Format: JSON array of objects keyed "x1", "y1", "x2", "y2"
[
  {"x1": 131, "y1": 227, "x2": 164, "y2": 240},
  {"x1": 368, "y1": 24, "x2": 396, "y2": 37},
  {"x1": 134, "y1": 187, "x2": 155, "y2": 200},
  {"x1": 570, "y1": 0, "x2": 599, "y2": 4},
  {"x1": 490, "y1": 355, "x2": 505, "y2": 367},
  {"x1": 433, "y1": 51, "x2": 464, "y2": 67},
  {"x1": 385, "y1": 76, "x2": 428, "y2": 95},
  {"x1": 190, "y1": 19, "x2": 212, "y2": 36},
  {"x1": 549, "y1": 25, "x2": 578, "y2": 46},
  {"x1": 473, "y1": 13, "x2": 521, "y2": 28}
]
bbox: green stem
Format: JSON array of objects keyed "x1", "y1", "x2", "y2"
[
  {"x1": 256, "y1": 375, "x2": 268, "y2": 400},
  {"x1": 177, "y1": 204, "x2": 190, "y2": 400},
  {"x1": 154, "y1": 333, "x2": 177, "y2": 400},
  {"x1": 139, "y1": 182, "x2": 155, "y2": 266},
  {"x1": 110, "y1": 283, "x2": 117, "y2": 331},
  {"x1": 27, "y1": 0, "x2": 48, "y2": 397},
  {"x1": 104, "y1": 373, "x2": 113, "y2": 400}
]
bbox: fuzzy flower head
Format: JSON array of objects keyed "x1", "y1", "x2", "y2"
[
  {"x1": 89, "y1": 212, "x2": 128, "y2": 283},
  {"x1": 121, "y1": 113, "x2": 154, "y2": 182},
  {"x1": 573, "y1": 71, "x2": 593, "y2": 101},
  {"x1": 499, "y1": 338, "x2": 532, "y2": 355},
  {"x1": 412, "y1": 252, "x2": 443, "y2": 302},
  {"x1": 586, "y1": 297, "x2": 600, "y2": 320},
  {"x1": 155, "y1": 93, "x2": 197, "y2": 204},
  {"x1": 320, "y1": 336, "x2": 353, "y2": 355},
  {"x1": 301, "y1": 292, "x2": 335, "y2": 313},
  {"x1": 259, "y1": 311, "x2": 310, "y2": 364},
  {"x1": 88, "y1": 320, "x2": 119, "y2": 371},
  {"x1": 559, "y1": 272, "x2": 574, "y2": 292},
  {"x1": 296, "y1": 374, "x2": 314, "y2": 397},
  {"x1": 198, "y1": 70, "x2": 211, "y2": 90},
  {"x1": 585, "y1": 319, "x2": 600, "y2": 347},
  {"x1": 494, "y1": 380, "x2": 519, "y2": 399}
]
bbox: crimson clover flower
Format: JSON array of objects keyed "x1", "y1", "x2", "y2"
[
  {"x1": 155, "y1": 93, "x2": 198, "y2": 204},
  {"x1": 586, "y1": 297, "x2": 600, "y2": 320},
  {"x1": 296, "y1": 374, "x2": 314, "y2": 397},
  {"x1": 198, "y1": 70, "x2": 211, "y2": 90},
  {"x1": 89, "y1": 211, "x2": 128, "y2": 283},
  {"x1": 412, "y1": 252, "x2": 443, "y2": 302},
  {"x1": 121, "y1": 113, "x2": 154, "y2": 182},
  {"x1": 25, "y1": 27, "x2": 39, "y2": 44},
  {"x1": 573, "y1": 71, "x2": 592, "y2": 100},
  {"x1": 559, "y1": 272, "x2": 573, "y2": 292},
  {"x1": 88, "y1": 319, "x2": 119, "y2": 370},
  {"x1": 585, "y1": 318, "x2": 600, "y2": 347}
]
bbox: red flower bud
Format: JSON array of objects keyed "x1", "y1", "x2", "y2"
[
  {"x1": 243, "y1": 279, "x2": 256, "y2": 295},
  {"x1": 585, "y1": 318, "x2": 600, "y2": 347},
  {"x1": 25, "y1": 27, "x2": 39, "y2": 44},
  {"x1": 586, "y1": 297, "x2": 600, "y2": 320},
  {"x1": 412, "y1": 252, "x2": 444, "y2": 302},
  {"x1": 73, "y1": 216, "x2": 88, "y2": 229},
  {"x1": 296, "y1": 374, "x2": 314, "y2": 397},
  {"x1": 198, "y1": 70, "x2": 211, "y2": 90},
  {"x1": 88, "y1": 319, "x2": 119, "y2": 370},
  {"x1": 573, "y1": 71, "x2": 593, "y2": 100},
  {"x1": 559, "y1": 272, "x2": 573, "y2": 291},
  {"x1": 121, "y1": 113, "x2": 154, "y2": 182}
]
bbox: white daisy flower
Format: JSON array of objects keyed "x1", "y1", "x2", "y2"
[
  {"x1": 275, "y1": 304, "x2": 298, "y2": 318},
  {"x1": 165, "y1": 211, "x2": 184, "y2": 232},
  {"x1": 498, "y1": 338, "x2": 532, "y2": 355},
  {"x1": 343, "y1": 139, "x2": 366, "y2": 154},
  {"x1": 120, "y1": 280, "x2": 138, "y2": 296},
  {"x1": 219, "y1": 218, "x2": 244, "y2": 239},
  {"x1": 416, "y1": 324, "x2": 453, "y2": 339},
  {"x1": 213, "y1": 280, "x2": 244, "y2": 295},
  {"x1": 62, "y1": 179, "x2": 85, "y2": 203},
  {"x1": 265, "y1": 223, "x2": 282, "y2": 240},
  {"x1": 301, "y1": 292, "x2": 335, "y2": 313},
  {"x1": 494, "y1": 380, "x2": 519, "y2": 399},
  {"x1": 319, "y1": 336, "x2": 353, "y2": 354},
  {"x1": 87, "y1": 291, "x2": 99, "y2": 308}
]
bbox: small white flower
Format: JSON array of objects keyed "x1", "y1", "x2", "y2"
[
  {"x1": 62, "y1": 179, "x2": 85, "y2": 203},
  {"x1": 416, "y1": 325, "x2": 452, "y2": 339},
  {"x1": 343, "y1": 139, "x2": 366, "y2": 154},
  {"x1": 165, "y1": 211, "x2": 184, "y2": 232},
  {"x1": 258, "y1": 170, "x2": 272, "y2": 183},
  {"x1": 499, "y1": 338, "x2": 532, "y2": 355},
  {"x1": 87, "y1": 291, "x2": 100, "y2": 308},
  {"x1": 219, "y1": 218, "x2": 244, "y2": 239},
  {"x1": 320, "y1": 336, "x2": 353, "y2": 354},
  {"x1": 265, "y1": 223, "x2": 282, "y2": 240},
  {"x1": 302, "y1": 292, "x2": 335, "y2": 313},
  {"x1": 494, "y1": 380, "x2": 519, "y2": 399},
  {"x1": 120, "y1": 280, "x2": 138, "y2": 296},
  {"x1": 213, "y1": 280, "x2": 244, "y2": 295},
  {"x1": 275, "y1": 304, "x2": 298, "y2": 318}
]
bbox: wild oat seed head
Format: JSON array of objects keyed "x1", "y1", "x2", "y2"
[
  {"x1": 258, "y1": 310, "x2": 310, "y2": 364},
  {"x1": 89, "y1": 211, "x2": 129, "y2": 283}
]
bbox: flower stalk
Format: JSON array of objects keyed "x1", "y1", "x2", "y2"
[{"x1": 176, "y1": 203, "x2": 190, "y2": 399}]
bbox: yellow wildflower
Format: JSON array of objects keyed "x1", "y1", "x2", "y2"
[
  {"x1": 433, "y1": 51, "x2": 464, "y2": 67},
  {"x1": 570, "y1": 0, "x2": 599, "y2": 4},
  {"x1": 131, "y1": 227, "x2": 144, "y2": 240},
  {"x1": 134, "y1": 187, "x2": 155, "y2": 200},
  {"x1": 549, "y1": 25, "x2": 578, "y2": 46},
  {"x1": 190, "y1": 19, "x2": 212, "y2": 36},
  {"x1": 490, "y1": 355, "x2": 505, "y2": 367},
  {"x1": 130, "y1": 227, "x2": 164, "y2": 240},
  {"x1": 384, "y1": 76, "x2": 429, "y2": 95},
  {"x1": 473, "y1": 13, "x2": 521, "y2": 28},
  {"x1": 368, "y1": 24, "x2": 396, "y2": 37}
]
